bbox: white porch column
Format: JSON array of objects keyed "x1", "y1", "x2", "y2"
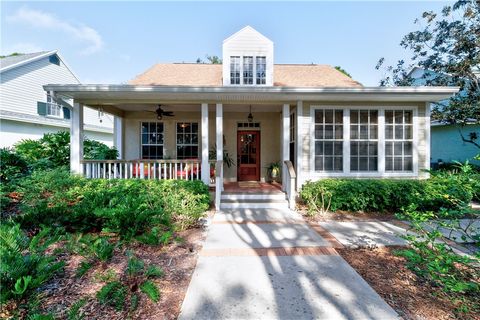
[
  {"x1": 424, "y1": 102, "x2": 431, "y2": 176},
  {"x1": 113, "y1": 115, "x2": 124, "y2": 159},
  {"x1": 282, "y1": 104, "x2": 290, "y2": 191},
  {"x1": 201, "y1": 103, "x2": 210, "y2": 185},
  {"x1": 70, "y1": 102, "x2": 84, "y2": 174},
  {"x1": 216, "y1": 103, "x2": 223, "y2": 187},
  {"x1": 295, "y1": 101, "x2": 303, "y2": 191}
]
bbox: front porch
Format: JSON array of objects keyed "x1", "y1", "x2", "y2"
[{"x1": 69, "y1": 101, "x2": 296, "y2": 210}]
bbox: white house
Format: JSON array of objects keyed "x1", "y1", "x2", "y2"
[
  {"x1": 409, "y1": 67, "x2": 479, "y2": 165},
  {"x1": 44, "y1": 26, "x2": 458, "y2": 209},
  {"x1": 0, "y1": 50, "x2": 113, "y2": 148}
]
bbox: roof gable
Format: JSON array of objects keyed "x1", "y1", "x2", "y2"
[{"x1": 223, "y1": 25, "x2": 273, "y2": 45}]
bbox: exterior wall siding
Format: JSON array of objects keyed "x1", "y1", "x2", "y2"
[
  {"x1": 0, "y1": 119, "x2": 113, "y2": 147},
  {"x1": 431, "y1": 124, "x2": 480, "y2": 165},
  {"x1": 0, "y1": 55, "x2": 113, "y2": 146}
]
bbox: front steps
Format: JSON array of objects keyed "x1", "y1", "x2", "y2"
[{"x1": 219, "y1": 192, "x2": 290, "y2": 210}]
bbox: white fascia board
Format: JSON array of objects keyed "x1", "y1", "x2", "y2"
[
  {"x1": 0, "y1": 50, "x2": 58, "y2": 73},
  {"x1": 223, "y1": 25, "x2": 273, "y2": 44},
  {"x1": 43, "y1": 85, "x2": 460, "y2": 103},
  {"x1": 55, "y1": 52, "x2": 81, "y2": 83}
]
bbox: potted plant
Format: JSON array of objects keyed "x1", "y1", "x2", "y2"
[{"x1": 266, "y1": 162, "x2": 281, "y2": 183}]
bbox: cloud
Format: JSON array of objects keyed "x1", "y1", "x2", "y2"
[
  {"x1": 7, "y1": 6, "x2": 103, "y2": 55},
  {"x1": 1, "y1": 42, "x2": 43, "y2": 55}
]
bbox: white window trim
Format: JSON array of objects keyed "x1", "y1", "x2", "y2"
[
  {"x1": 309, "y1": 105, "x2": 419, "y2": 178},
  {"x1": 140, "y1": 121, "x2": 164, "y2": 159},
  {"x1": 175, "y1": 121, "x2": 200, "y2": 159},
  {"x1": 46, "y1": 94, "x2": 64, "y2": 119},
  {"x1": 228, "y1": 54, "x2": 268, "y2": 86}
]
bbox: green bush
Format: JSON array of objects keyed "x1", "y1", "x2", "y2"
[
  {"x1": 13, "y1": 131, "x2": 118, "y2": 171},
  {"x1": 300, "y1": 176, "x2": 473, "y2": 214},
  {"x1": 14, "y1": 169, "x2": 210, "y2": 238},
  {"x1": 0, "y1": 223, "x2": 64, "y2": 303},
  {"x1": 0, "y1": 148, "x2": 29, "y2": 183}
]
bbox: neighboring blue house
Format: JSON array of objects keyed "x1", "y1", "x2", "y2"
[
  {"x1": 409, "y1": 67, "x2": 479, "y2": 165},
  {"x1": 0, "y1": 50, "x2": 113, "y2": 148}
]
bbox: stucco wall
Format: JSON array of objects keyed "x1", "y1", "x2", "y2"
[
  {"x1": 431, "y1": 124, "x2": 480, "y2": 165},
  {"x1": 123, "y1": 110, "x2": 281, "y2": 182}
]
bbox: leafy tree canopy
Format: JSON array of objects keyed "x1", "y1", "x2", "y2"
[
  {"x1": 376, "y1": 0, "x2": 479, "y2": 130},
  {"x1": 196, "y1": 55, "x2": 222, "y2": 64},
  {"x1": 334, "y1": 66, "x2": 352, "y2": 78}
]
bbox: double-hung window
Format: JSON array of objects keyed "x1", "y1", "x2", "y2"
[
  {"x1": 230, "y1": 56, "x2": 241, "y2": 85},
  {"x1": 243, "y1": 56, "x2": 253, "y2": 84},
  {"x1": 46, "y1": 94, "x2": 62, "y2": 118},
  {"x1": 385, "y1": 110, "x2": 413, "y2": 171},
  {"x1": 350, "y1": 110, "x2": 378, "y2": 171},
  {"x1": 256, "y1": 56, "x2": 266, "y2": 84},
  {"x1": 141, "y1": 122, "x2": 164, "y2": 159},
  {"x1": 314, "y1": 109, "x2": 343, "y2": 171},
  {"x1": 176, "y1": 123, "x2": 199, "y2": 159}
]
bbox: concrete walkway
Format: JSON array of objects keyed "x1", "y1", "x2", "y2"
[{"x1": 179, "y1": 209, "x2": 399, "y2": 320}]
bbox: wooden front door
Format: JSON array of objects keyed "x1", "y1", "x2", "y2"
[{"x1": 237, "y1": 131, "x2": 260, "y2": 181}]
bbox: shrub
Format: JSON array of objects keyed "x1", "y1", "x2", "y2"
[
  {"x1": 96, "y1": 253, "x2": 163, "y2": 311},
  {"x1": 13, "y1": 131, "x2": 118, "y2": 172},
  {"x1": 0, "y1": 223, "x2": 64, "y2": 303},
  {"x1": 300, "y1": 176, "x2": 473, "y2": 214},
  {"x1": 0, "y1": 148, "x2": 29, "y2": 183},
  {"x1": 14, "y1": 169, "x2": 210, "y2": 238}
]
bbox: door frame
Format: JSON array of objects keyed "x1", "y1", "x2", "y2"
[{"x1": 237, "y1": 130, "x2": 261, "y2": 181}]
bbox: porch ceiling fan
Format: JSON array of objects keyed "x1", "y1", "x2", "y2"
[{"x1": 145, "y1": 105, "x2": 174, "y2": 120}]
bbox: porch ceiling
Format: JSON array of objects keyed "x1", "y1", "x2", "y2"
[
  {"x1": 112, "y1": 103, "x2": 283, "y2": 113},
  {"x1": 45, "y1": 84, "x2": 459, "y2": 106}
]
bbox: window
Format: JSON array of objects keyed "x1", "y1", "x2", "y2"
[
  {"x1": 230, "y1": 56, "x2": 240, "y2": 85},
  {"x1": 385, "y1": 110, "x2": 413, "y2": 171},
  {"x1": 141, "y1": 122, "x2": 164, "y2": 159},
  {"x1": 314, "y1": 109, "x2": 343, "y2": 171},
  {"x1": 49, "y1": 55, "x2": 60, "y2": 66},
  {"x1": 290, "y1": 112, "x2": 296, "y2": 166},
  {"x1": 237, "y1": 122, "x2": 260, "y2": 128},
  {"x1": 350, "y1": 110, "x2": 378, "y2": 171},
  {"x1": 46, "y1": 94, "x2": 62, "y2": 117},
  {"x1": 176, "y1": 122, "x2": 199, "y2": 159},
  {"x1": 243, "y1": 56, "x2": 253, "y2": 84},
  {"x1": 256, "y1": 56, "x2": 266, "y2": 84}
]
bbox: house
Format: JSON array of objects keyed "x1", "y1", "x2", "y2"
[
  {"x1": 409, "y1": 67, "x2": 479, "y2": 165},
  {"x1": 0, "y1": 50, "x2": 113, "y2": 148},
  {"x1": 44, "y1": 26, "x2": 458, "y2": 209}
]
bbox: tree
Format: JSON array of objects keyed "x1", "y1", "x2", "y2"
[
  {"x1": 376, "y1": 0, "x2": 480, "y2": 148},
  {"x1": 334, "y1": 66, "x2": 352, "y2": 78},
  {"x1": 196, "y1": 55, "x2": 222, "y2": 64}
]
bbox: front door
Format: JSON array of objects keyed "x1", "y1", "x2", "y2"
[{"x1": 237, "y1": 131, "x2": 260, "y2": 181}]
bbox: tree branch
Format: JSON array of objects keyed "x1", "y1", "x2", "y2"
[{"x1": 458, "y1": 127, "x2": 480, "y2": 149}]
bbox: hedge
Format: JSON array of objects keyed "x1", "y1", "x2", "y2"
[{"x1": 300, "y1": 177, "x2": 473, "y2": 214}]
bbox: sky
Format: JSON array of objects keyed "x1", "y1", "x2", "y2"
[{"x1": 1, "y1": 1, "x2": 453, "y2": 86}]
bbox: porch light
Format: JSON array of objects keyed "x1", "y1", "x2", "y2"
[{"x1": 247, "y1": 105, "x2": 254, "y2": 123}]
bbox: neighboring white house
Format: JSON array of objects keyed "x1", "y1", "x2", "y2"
[
  {"x1": 409, "y1": 67, "x2": 479, "y2": 165},
  {"x1": 45, "y1": 26, "x2": 458, "y2": 209},
  {"x1": 0, "y1": 50, "x2": 113, "y2": 148}
]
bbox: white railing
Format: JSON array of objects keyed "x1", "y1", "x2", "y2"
[
  {"x1": 284, "y1": 160, "x2": 296, "y2": 209},
  {"x1": 81, "y1": 159, "x2": 201, "y2": 181},
  {"x1": 215, "y1": 160, "x2": 223, "y2": 211}
]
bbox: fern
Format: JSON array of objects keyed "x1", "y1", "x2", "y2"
[
  {"x1": 76, "y1": 260, "x2": 93, "y2": 278},
  {"x1": 92, "y1": 237, "x2": 114, "y2": 262},
  {"x1": 145, "y1": 266, "x2": 164, "y2": 278},
  {"x1": 96, "y1": 281, "x2": 127, "y2": 311},
  {"x1": 140, "y1": 280, "x2": 160, "y2": 302},
  {"x1": 67, "y1": 298, "x2": 87, "y2": 320},
  {"x1": 126, "y1": 255, "x2": 144, "y2": 277}
]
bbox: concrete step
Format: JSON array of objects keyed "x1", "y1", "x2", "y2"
[
  {"x1": 220, "y1": 198, "x2": 289, "y2": 210},
  {"x1": 221, "y1": 192, "x2": 286, "y2": 201}
]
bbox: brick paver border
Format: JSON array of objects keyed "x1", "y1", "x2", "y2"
[{"x1": 201, "y1": 246, "x2": 338, "y2": 257}]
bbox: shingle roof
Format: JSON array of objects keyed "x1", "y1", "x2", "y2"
[
  {"x1": 129, "y1": 63, "x2": 362, "y2": 87},
  {"x1": 0, "y1": 51, "x2": 50, "y2": 69}
]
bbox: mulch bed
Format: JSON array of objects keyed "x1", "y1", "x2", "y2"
[
  {"x1": 4, "y1": 226, "x2": 207, "y2": 319},
  {"x1": 338, "y1": 246, "x2": 480, "y2": 320}
]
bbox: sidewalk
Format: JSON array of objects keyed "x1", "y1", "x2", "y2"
[{"x1": 179, "y1": 208, "x2": 399, "y2": 320}]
